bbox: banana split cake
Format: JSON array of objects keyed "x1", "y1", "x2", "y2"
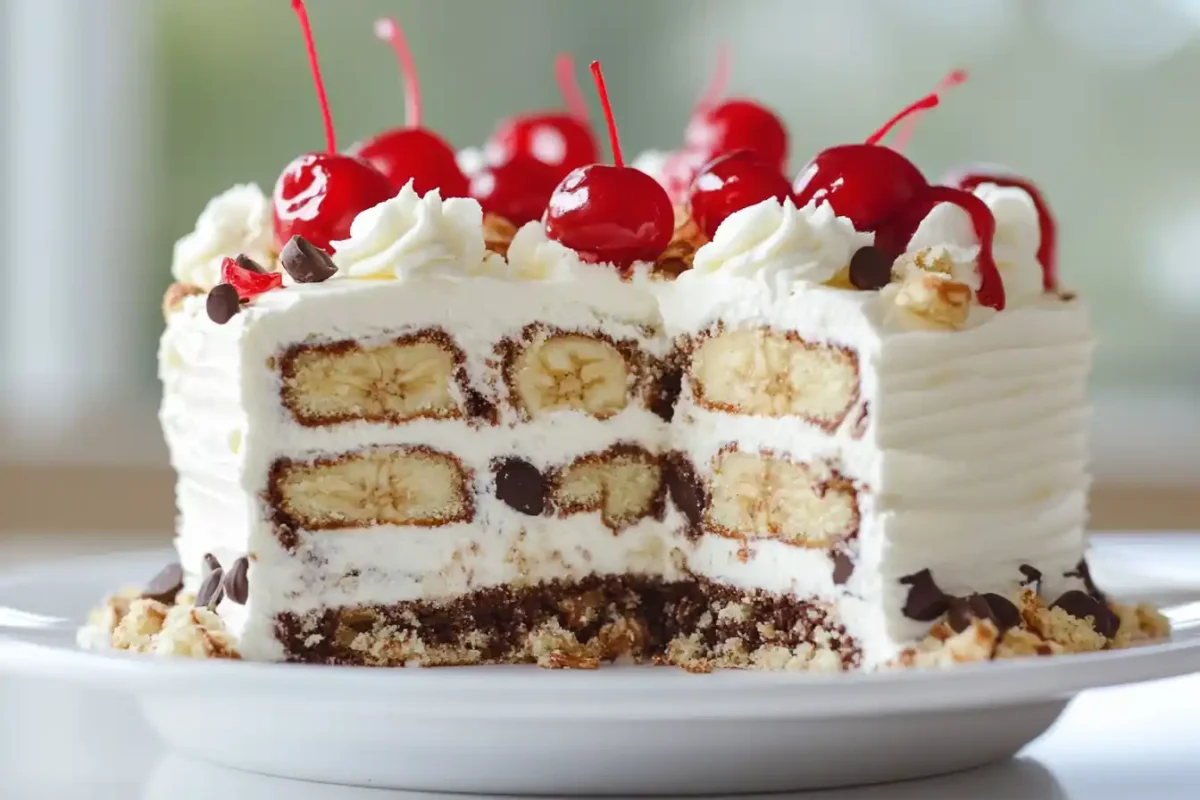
[{"x1": 82, "y1": 8, "x2": 1167, "y2": 670}]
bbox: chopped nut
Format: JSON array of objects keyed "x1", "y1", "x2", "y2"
[
  {"x1": 162, "y1": 283, "x2": 204, "y2": 318},
  {"x1": 891, "y1": 270, "x2": 973, "y2": 330},
  {"x1": 483, "y1": 213, "x2": 517, "y2": 258}
]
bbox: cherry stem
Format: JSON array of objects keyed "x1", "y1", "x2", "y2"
[
  {"x1": 891, "y1": 69, "x2": 968, "y2": 152},
  {"x1": 555, "y1": 53, "x2": 589, "y2": 122},
  {"x1": 864, "y1": 93, "x2": 942, "y2": 147},
  {"x1": 695, "y1": 44, "x2": 731, "y2": 116},
  {"x1": 291, "y1": 0, "x2": 337, "y2": 153},
  {"x1": 590, "y1": 61, "x2": 624, "y2": 168},
  {"x1": 374, "y1": 17, "x2": 422, "y2": 129}
]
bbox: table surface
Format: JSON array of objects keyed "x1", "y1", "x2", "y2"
[{"x1": 2, "y1": 533, "x2": 1198, "y2": 798}]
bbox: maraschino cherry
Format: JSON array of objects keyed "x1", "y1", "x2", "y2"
[
  {"x1": 545, "y1": 62, "x2": 674, "y2": 269},
  {"x1": 485, "y1": 54, "x2": 598, "y2": 174},
  {"x1": 688, "y1": 149, "x2": 794, "y2": 239},
  {"x1": 353, "y1": 18, "x2": 469, "y2": 198},
  {"x1": 469, "y1": 154, "x2": 564, "y2": 226},
  {"x1": 272, "y1": 0, "x2": 394, "y2": 254},
  {"x1": 792, "y1": 77, "x2": 1007, "y2": 310},
  {"x1": 685, "y1": 98, "x2": 789, "y2": 175}
]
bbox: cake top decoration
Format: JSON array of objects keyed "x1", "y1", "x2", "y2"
[
  {"x1": 470, "y1": 55, "x2": 596, "y2": 227},
  {"x1": 353, "y1": 18, "x2": 471, "y2": 200},
  {"x1": 544, "y1": 61, "x2": 674, "y2": 269},
  {"x1": 272, "y1": 0, "x2": 394, "y2": 255}
]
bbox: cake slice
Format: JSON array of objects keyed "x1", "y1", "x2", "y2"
[{"x1": 82, "y1": 9, "x2": 1167, "y2": 668}]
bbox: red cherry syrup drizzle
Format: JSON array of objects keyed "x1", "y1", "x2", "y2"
[
  {"x1": 272, "y1": 0, "x2": 395, "y2": 254},
  {"x1": 543, "y1": 62, "x2": 674, "y2": 269},
  {"x1": 793, "y1": 76, "x2": 1007, "y2": 310},
  {"x1": 950, "y1": 172, "x2": 1057, "y2": 291},
  {"x1": 353, "y1": 18, "x2": 469, "y2": 198}
]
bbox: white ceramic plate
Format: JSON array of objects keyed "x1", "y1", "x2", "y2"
[{"x1": 2, "y1": 535, "x2": 1200, "y2": 795}]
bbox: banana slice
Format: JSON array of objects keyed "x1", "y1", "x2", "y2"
[{"x1": 512, "y1": 334, "x2": 629, "y2": 418}]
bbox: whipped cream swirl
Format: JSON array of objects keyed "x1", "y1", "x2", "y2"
[
  {"x1": 331, "y1": 181, "x2": 486, "y2": 279},
  {"x1": 689, "y1": 197, "x2": 873, "y2": 294},
  {"x1": 906, "y1": 183, "x2": 1045, "y2": 306},
  {"x1": 501, "y1": 222, "x2": 589, "y2": 280},
  {"x1": 171, "y1": 184, "x2": 274, "y2": 290}
]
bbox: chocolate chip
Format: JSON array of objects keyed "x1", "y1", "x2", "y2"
[
  {"x1": 195, "y1": 567, "x2": 225, "y2": 608},
  {"x1": 832, "y1": 552, "x2": 855, "y2": 585},
  {"x1": 1018, "y1": 564, "x2": 1042, "y2": 588},
  {"x1": 202, "y1": 553, "x2": 221, "y2": 575},
  {"x1": 141, "y1": 562, "x2": 184, "y2": 605},
  {"x1": 206, "y1": 284, "x2": 240, "y2": 324},
  {"x1": 494, "y1": 458, "x2": 546, "y2": 516},
  {"x1": 664, "y1": 453, "x2": 705, "y2": 530},
  {"x1": 650, "y1": 366, "x2": 683, "y2": 422},
  {"x1": 848, "y1": 246, "x2": 893, "y2": 290},
  {"x1": 1053, "y1": 590, "x2": 1119, "y2": 638},
  {"x1": 899, "y1": 569, "x2": 951, "y2": 621},
  {"x1": 235, "y1": 254, "x2": 267, "y2": 274},
  {"x1": 222, "y1": 556, "x2": 250, "y2": 605},
  {"x1": 947, "y1": 592, "x2": 1020, "y2": 633},
  {"x1": 280, "y1": 235, "x2": 338, "y2": 283}
]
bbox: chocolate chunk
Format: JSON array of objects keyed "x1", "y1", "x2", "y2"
[
  {"x1": 1052, "y1": 590, "x2": 1118, "y2": 638},
  {"x1": 899, "y1": 569, "x2": 951, "y2": 621},
  {"x1": 650, "y1": 366, "x2": 683, "y2": 422},
  {"x1": 195, "y1": 567, "x2": 225, "y2": 608},
  {"x1": 235, "y1": 254, "x2": 267, "y2": 274},
  {"x1": 494, "y1": 458, "x2": 546, "y2": 516},
  {"x1": 206, "y1": 284, "x2": 241, "y2": 324},
  {"x1": 832, "y1": 552, "x2": 855, "y2": 585},
  {"x1": 848, "y1": 246, "x2": 893, "y2": 290},
  {"x1": 202, "y1": 553, "x2": 221, "y2": 575},
  {"x1": 1018, "y1": 564, "x2": 1042, "y2": 588},
  {"x1": 280, "y1": 235, "x2": 338, "y2": 283},
  {"x1": 141, "y1": 562, "x2": 184, "y2": 605},
  {"x1": 664, "y1": 453, "x2": 705, "y2": 530},
  {"x1": 222, "y1": 556, "x2": 250, "y2": 605},
  {"x1": 947, "y1": 592, "x2": 1021, "y2": 634},
  {"x1": 464, "y1": 389, "x2": 497, "y2": 423}
]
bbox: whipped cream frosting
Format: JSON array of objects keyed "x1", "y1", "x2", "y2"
[
  {"x1": 906, "y1": 183, "x2": 1045, "y2": 306},
  {"x1": 171, "y1": 184, "x2": 274, "y2": 289},
  {"x1": 689, "y1": 198, "x2": 873, "y2": 296},
  {"x1": 330, "y1": 181, "x2": 487, "y2": 279},
  {"x1": 503, "y1": 221, "x2": 589, "y2": 280}
]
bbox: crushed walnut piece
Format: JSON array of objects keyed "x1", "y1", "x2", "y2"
[
  {"x1": 162, "y1": 283, "x2": 204, "y2": 318},
  {"x1": 483, "y1": 213, "x2": 517, "y2": 259},
  {"x1": 891, "y1": 270, "x2": 973, "y2": 330},
  {"x1": 653, "y1": 206, "x2": 709, "y2": 279}
]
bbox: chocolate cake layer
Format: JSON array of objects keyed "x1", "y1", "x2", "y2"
[{"x1": 275, "y1": 575, "x2": 861, "y2": 670}]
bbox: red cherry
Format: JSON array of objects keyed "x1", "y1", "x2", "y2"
[
  {"x1": 470, "y1": 154, "x2": 563, "y2": 226},
  {"x1": 272, "y1": 1, "x2": 394, "y2": 254},
  {"x1": 273, "y1": 153, "x2": 394, "y2": 253},
  {"x1": 544, "y1": 62, "x2": 673, "y2": 268},
  {"x1": 945, "y1": 167, "x2": 1057, "y2": 292},
  {"x1": 486, "y1": 54, "x2": 598, "y2": 176},
  {"x1": 221, "y1": 257, "x2": 283, "y2": 299},
  {"x1": 352, "y1": 18, "x2": 469, "y2": 197},
  {"x1": 793, "y1": 143, "x2": 928, "y2": 231},
  {"x1": 688, "y1": 150, "x2": 794, "y2": 239},
  {"x1": 685, "y1": 99, "x2": 788, "y2": 174}
]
